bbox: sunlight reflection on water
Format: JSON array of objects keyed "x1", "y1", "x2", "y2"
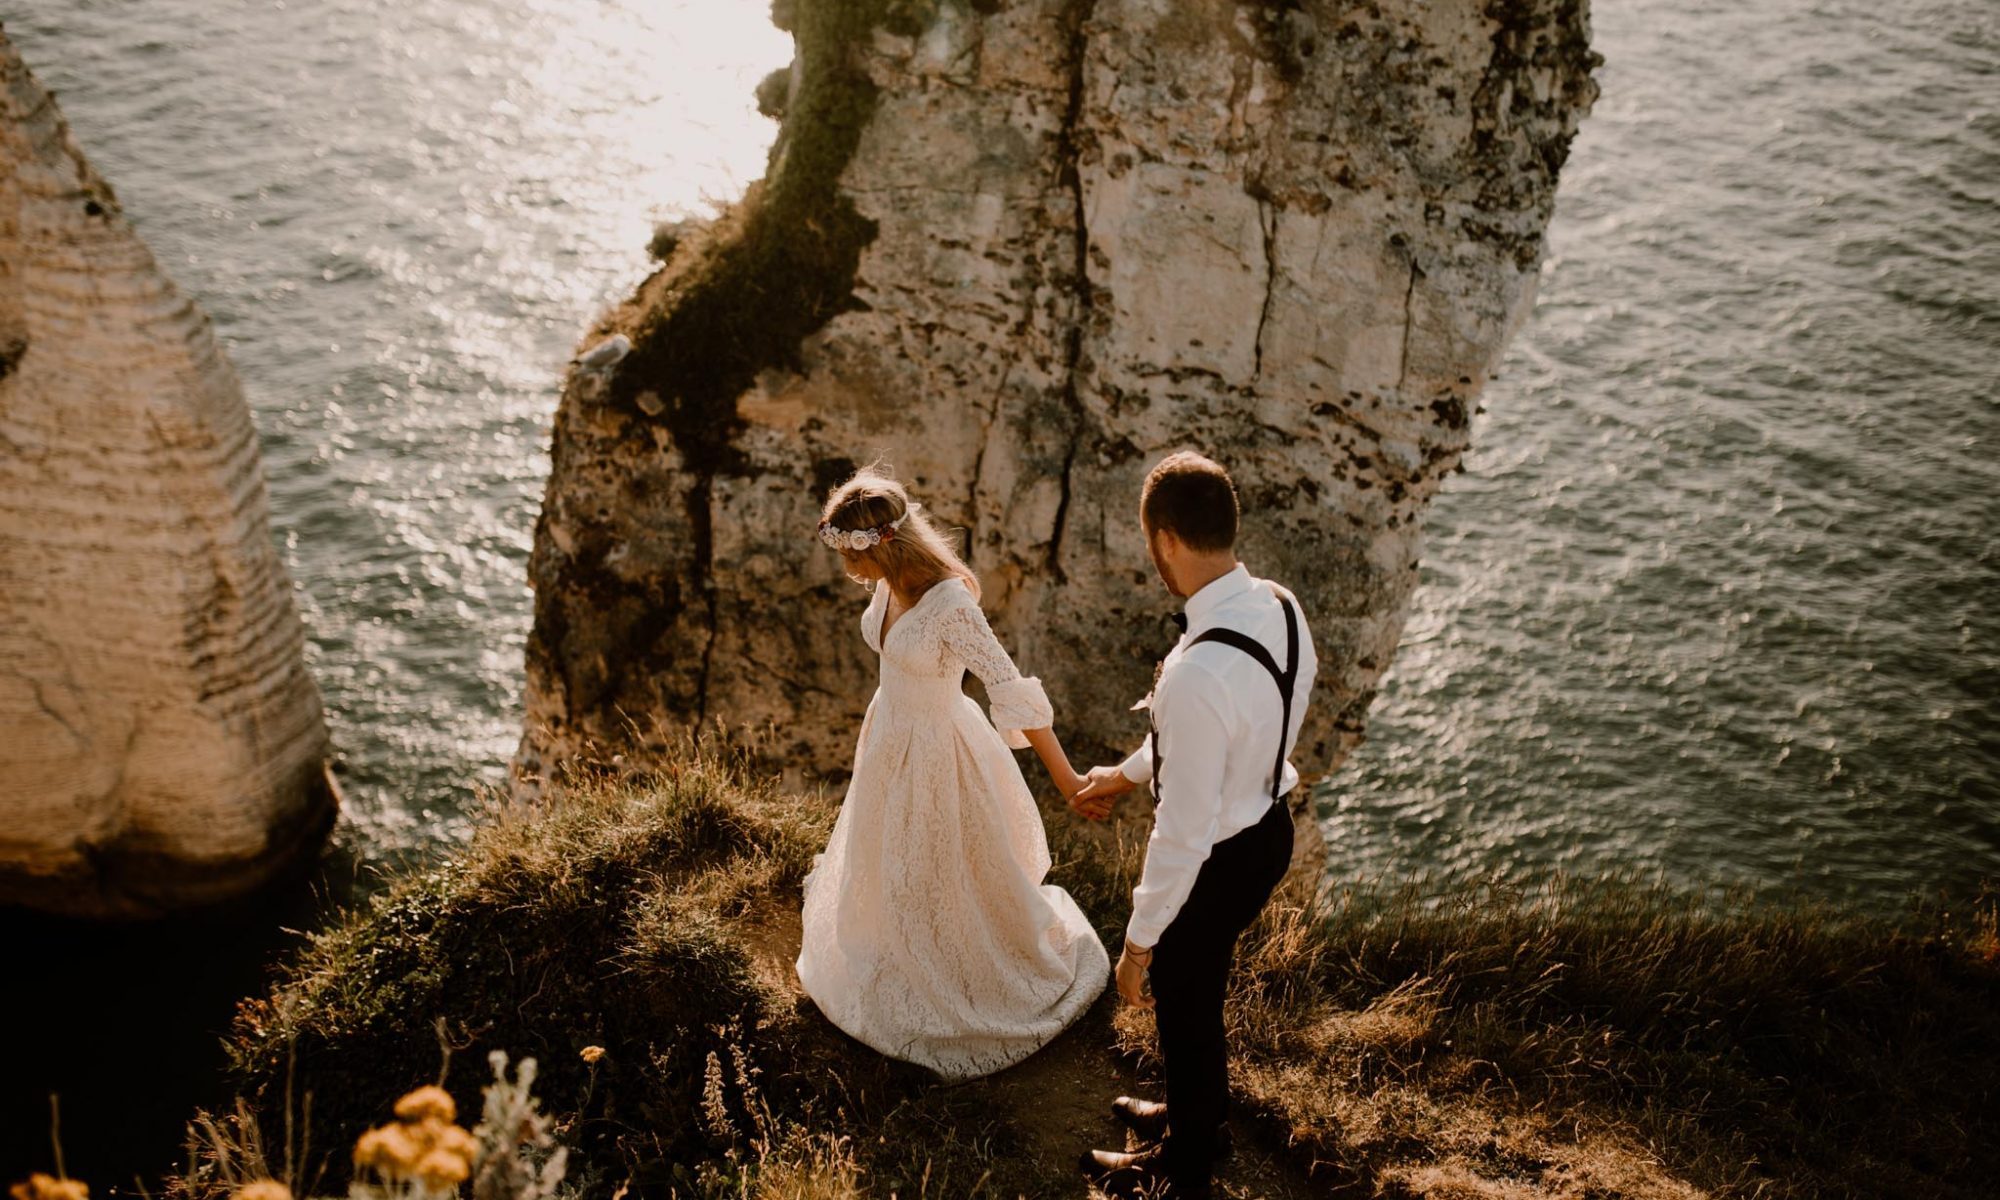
[
  {"x1": 1323, "y1": 0, "x2": 2000, "y2": 912},
  {"x1": 9, "y1": 0, "x2": 791, "y2": 860},
  {"x1": 11, "y1": 0, "x2": 1995, "y2": 911}
]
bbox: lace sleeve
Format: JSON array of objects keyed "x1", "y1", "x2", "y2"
[{"x1": 935, "y1": 588, "x2": 1054, "y2": 749}]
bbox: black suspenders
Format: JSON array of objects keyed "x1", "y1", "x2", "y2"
[{"x1": 1149, "y1": 587, "x2": 1301, "y2": 805}]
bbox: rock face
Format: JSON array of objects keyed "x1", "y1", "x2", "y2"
[
  {"x1": 0, "y1": 29, "x2": 336, "y2": 917},
  {"x1": 518, "y1": 0, "x2": 1598, "y2": 786}
]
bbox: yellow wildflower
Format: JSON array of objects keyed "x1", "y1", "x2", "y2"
[
  {"x1": 353, "y1": 1083, "x2": 480, "y2": 1187},
  {"x1": 393, "y1": 1085, "x2": 457, "y2": 1124},
  {"x1": 353, "y1": 1123, "x2": 422, "y2": 1172},
  {"x1": 230, "y1": 1181, "x2": 292, "y2": 1200},
  {"x1": 411, "y1": 1150, "x2": 470, "y2": 1190},
  {"x1": 11, "y1": 1175, "x2": 88, "y2": 1200},
  {"x1": 579, "y1": 1045, "x2": 606, "y2": 1064},
  {"x1": 430, "y1": 1123, "x2": 480, "y2": 1160}
]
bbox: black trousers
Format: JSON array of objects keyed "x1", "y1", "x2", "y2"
[{"x1": 1148, "y1": 797, "x2": 1295, "y2": 1195}]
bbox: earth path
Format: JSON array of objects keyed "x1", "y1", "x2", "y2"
[{"x1": 735, "y1": 903, "x2": 1321, "y2": 1200}]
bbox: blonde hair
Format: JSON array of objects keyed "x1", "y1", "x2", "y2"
[{"x1": 821, "y1": 465, "x2": 980, "y2": 602}]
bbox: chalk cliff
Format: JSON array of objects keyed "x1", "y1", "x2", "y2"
[
  {"x1": 517, "y1": 0, "x2": 1599, "y2": 784},
  {"x1": 0, "y1": 29, "x2": 335, "y2": 917}
]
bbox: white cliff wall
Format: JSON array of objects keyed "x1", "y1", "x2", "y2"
[{"x1": 518, "y1": 0, "x2": 1599, "y2": 786}]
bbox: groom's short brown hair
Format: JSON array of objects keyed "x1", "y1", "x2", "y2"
[{"x1": 1141, "y1": 452, "x2": 1239, "y2": 552}]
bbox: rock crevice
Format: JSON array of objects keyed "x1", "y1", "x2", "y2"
[{"x1": 1047, "y1": 0, "x2": 1099, "y2": 584}]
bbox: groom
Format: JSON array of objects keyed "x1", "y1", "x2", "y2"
[{"x1": 1069, "y1": 451, "x2": 1318, "y2": 1200}]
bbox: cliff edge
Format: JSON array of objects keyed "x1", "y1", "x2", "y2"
[{"x1": 203, "y1": 746, "x2": 2000, "y2": 1200}]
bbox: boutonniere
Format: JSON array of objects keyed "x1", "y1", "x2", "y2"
[{"x1": 1134, "y1": 654, "x2": 1169, "y2": 710}]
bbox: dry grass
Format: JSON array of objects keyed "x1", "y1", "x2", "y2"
[
  {"x1": 206, "y1": 739, "x2": 1063, "y2": 1200},
  {"x1": 192, "y1": 741, "x2": 1999, "y2": 1199},
  {"x1": 1121, "y1": 877, "x2": 2000, "y2": 1200}
]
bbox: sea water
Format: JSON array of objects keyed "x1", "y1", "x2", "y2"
[{"x1": 9, "y1": 0, "x2": 1996, "y2": 915}]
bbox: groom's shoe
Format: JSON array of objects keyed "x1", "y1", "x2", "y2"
[
  {"x1": 1110, "y1": 1096, "x2": 1169, "y2": 1141},
  {"x1": 1110, "y1": 1098, "x2": 1234, "y2": 1160},
  {"x1": 1078, "y1": 1145, "x2": 1184, "y2": 1199}
]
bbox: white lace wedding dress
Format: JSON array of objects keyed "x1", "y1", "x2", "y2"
[{"x1": 795, "y1": 576, "x2": 1109, "y2": 1080}]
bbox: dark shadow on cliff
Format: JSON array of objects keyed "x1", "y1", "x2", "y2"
[{"x1": 0, "y1": 841, "x2": 363, "y2": 1191}]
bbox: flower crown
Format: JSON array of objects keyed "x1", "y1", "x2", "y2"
[{"x1": 818, "y1": 505, "x2": 915, "y2": 551}]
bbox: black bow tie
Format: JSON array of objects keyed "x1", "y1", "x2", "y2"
[{"x1": 1170, "y1": 612, "x2": 1187, "y2": 633}]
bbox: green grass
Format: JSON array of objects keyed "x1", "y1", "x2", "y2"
[{"x1": 192, "y1": 741, "x2": 2000, "y2": 1199}]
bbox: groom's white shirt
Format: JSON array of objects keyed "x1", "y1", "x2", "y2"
[{"x1": 1118, "y1": 563, "x2": 1317, "y2": 948}]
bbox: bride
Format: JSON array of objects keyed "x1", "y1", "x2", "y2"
[{"x1": 795, "y1": 467, "x2": 1110, "y2": 1080}]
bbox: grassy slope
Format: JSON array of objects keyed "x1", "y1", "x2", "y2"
[
  {"x1": 1198, "y1": 879, "x2": 2000, "y2": 1199},
  {"x1": 199, "y1": 744, "x2": 2000, "y2": 1199}
]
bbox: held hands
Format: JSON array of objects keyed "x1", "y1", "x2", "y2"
[
  {"x1": 1021, "y1": 727, "x2": 1132, "y2": 820},
  {"x1": 1066, "y1": 764, "x2": 1136, "y2": 821}
]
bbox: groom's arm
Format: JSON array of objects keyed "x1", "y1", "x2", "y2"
[
  {"x1": 1116, "y1": 739, "x2": 1154, "y2": 785},
  {"x1": 1125, "y1": 664, "x2": 1233, "y2": 949},
  {"x1": 1067, "y1": 714, "x2": 1156, "y2": 820}
]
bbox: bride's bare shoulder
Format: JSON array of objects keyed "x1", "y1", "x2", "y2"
[{"x1": 858, "y1": 579, "x2": 886, "y2": 644}]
